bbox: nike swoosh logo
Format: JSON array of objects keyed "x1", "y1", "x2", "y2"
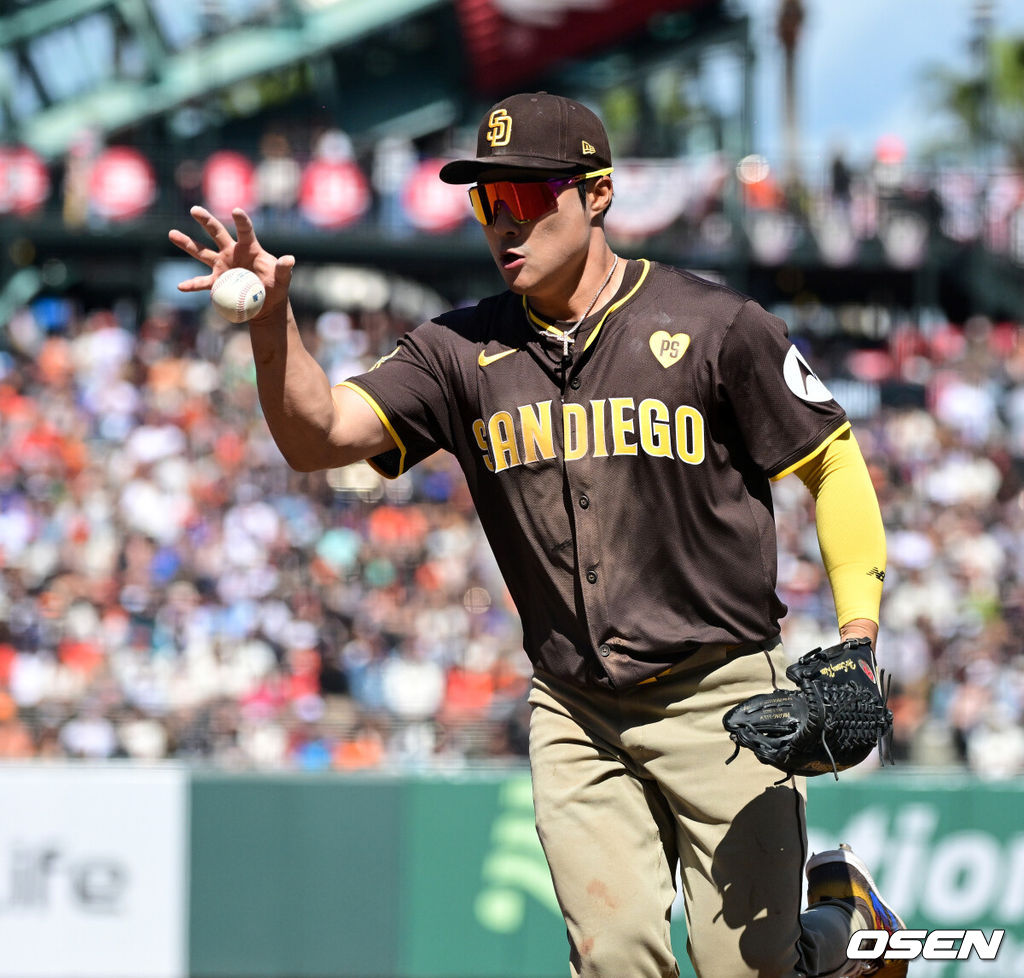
[{"x1": 478, "y1": 348, "x2": 518, "y2": 367}]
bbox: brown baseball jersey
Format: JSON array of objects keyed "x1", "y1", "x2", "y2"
[{"x1": 342, "y1": 259, "x2": 849, "y2": 689}]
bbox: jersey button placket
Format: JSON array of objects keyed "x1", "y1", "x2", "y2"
[{"x1": 561, "y1": 380, "x2": 606, "y2": 666}]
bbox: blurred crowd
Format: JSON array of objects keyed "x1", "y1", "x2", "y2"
[
  {"x1": 6, "y1": 119, "x2": 1023, "y2": 271},
  {"x1": 0, "y1": 299, "x2": 534, "y2": 772},
  {"x1": 0, "y1": 289, "x2": 1023, "y2": 776},
  {"x1": 775, "y1": 312, "x2": 1024, "y2": 779}
]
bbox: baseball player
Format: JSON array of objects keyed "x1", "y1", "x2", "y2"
[{"x1": 170, "y1": 92, "x2": 904, "y2": 978}]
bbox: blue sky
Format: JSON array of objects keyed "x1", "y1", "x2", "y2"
[{"x1": 740, "y1": 0, "x2": 1024, "y2": 167}]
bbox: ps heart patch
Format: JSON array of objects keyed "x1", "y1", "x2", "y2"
[{"x1": 649, "y1": 331, "x2": 690, "y2": 368}]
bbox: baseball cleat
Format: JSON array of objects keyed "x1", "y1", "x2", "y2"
[{"x1": 806, "y1": 843, "x2": 908, "y2": 977}]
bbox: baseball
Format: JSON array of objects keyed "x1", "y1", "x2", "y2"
[{"x1": 210, "y1": 267, "x2": 266, "y2": 323}]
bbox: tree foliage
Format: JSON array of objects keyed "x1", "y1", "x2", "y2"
[{"x1": 922, "y1": 35, "x2": 1024, "y2": 167}]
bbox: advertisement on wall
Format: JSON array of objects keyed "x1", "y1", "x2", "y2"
[
  {"x1": 399, "y1": 773, "x2": 1024, "y2": 978},
  {"x1": 0, "y1": 764, "x2": 187, "y2": 978}
]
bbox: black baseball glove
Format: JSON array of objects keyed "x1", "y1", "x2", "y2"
[{"x1": 722, "y1": 637, "x2": 893, "y2": 780}]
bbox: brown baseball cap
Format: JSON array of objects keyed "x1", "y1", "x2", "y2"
[{"x1": 439, "y1": 92, "x2": 612, "y2": 185}]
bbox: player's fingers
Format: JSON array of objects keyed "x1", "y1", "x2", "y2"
[
  {"x1": 231, "y1": 207, "x2": 257, "y2": 241},
  {"x1": 168, "y1": 228, "x2": 217, "y2": 266},
  {"x1": 190, "y1": 205, "x2": 235, "y2": 249},
  {"x1": 176, "y1": 272, "x2": 216, "y2": 293},
  {"x1": 275, "y1": 254, "x2": 295, "y2": 289},
  {"x1": 231, "y1": 208, "x2": 271, "y2": 260},
  {"x1": 231, "y1": 208, "x2": 279, "y2": 271}
]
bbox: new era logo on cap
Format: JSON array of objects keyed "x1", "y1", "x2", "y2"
[{"x1": 439, "y1": 92, "x2": 613, "y2": 184}]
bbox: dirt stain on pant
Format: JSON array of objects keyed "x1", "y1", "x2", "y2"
[{"x1": 586, "y1": 879, "x2": 618, "y2": 909}]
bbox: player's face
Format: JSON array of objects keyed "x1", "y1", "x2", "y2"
[{"x1": 478, "y1": 173, "x2": 606, "y2": 308}]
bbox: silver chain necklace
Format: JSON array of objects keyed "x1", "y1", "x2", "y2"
[{"x1": 534, "y1": 255, "x2": 619, "y2": 361}]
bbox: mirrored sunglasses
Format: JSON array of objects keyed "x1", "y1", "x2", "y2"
[{"x1": 468, "y1": 167, "x2": 614, "y2": 226}]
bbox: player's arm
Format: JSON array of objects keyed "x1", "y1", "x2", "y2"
[
  {"x1": 786, "y1": 429, "x2": 886, "y2": 647},
  {"x1": 248, "y1": 312, "x2": 395, "y2": 472},
  {"x1": 168, "y1": 206, "x2": 395, "y2": 471}
]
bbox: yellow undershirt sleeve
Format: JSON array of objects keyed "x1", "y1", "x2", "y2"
[{"x1": 791, "y1": 430, "x2": 886, "y2": 627}]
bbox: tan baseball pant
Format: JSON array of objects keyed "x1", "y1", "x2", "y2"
[{"x1": 528, "y1": 641, "x2": 867, "y2": 978}]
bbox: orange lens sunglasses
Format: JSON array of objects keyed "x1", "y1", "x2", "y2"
[{"x1": 468, "y1": 167, "x2": 614, "y2": 226}]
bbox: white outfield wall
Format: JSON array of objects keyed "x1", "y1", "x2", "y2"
[{"x1": 0, "y1": 764, "x2": 188, "y2": 978}]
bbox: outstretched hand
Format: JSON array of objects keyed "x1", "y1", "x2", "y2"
[{"x1": 168, "y1": 206, "x2": 294, "y2": 320}]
